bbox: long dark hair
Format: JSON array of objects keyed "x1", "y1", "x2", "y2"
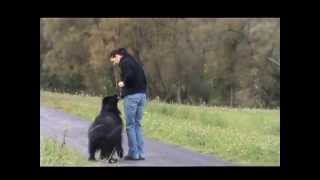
[
  {"x1": 110, "y1": 48, "x2": 142, "y2": 66},
  {"x1": 109, "y1": 48, "x2": 129, "y2": 58}
]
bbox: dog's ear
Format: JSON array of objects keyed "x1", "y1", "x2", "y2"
[{"x1": 113, "y1": 94, "x2": 120, "y2": 100}]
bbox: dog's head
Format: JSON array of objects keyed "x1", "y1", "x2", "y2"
[{"x1": 102, "y1": 94, "x2": 120, "y2": 107}]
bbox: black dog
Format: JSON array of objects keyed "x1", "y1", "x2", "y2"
[{"x1": 88, "y1": 95, "x2": 123, "y2": 163}]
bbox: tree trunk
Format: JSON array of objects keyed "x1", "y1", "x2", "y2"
[
  {"x1": 154, "y1": 61, "x2": 167, "y2": 94},
  {"x1": 230, "y1": 87, "x2": 233, "y2": 107},
  {"x1": 177, "y1": 82, "x2": 182, "y2": 104}
]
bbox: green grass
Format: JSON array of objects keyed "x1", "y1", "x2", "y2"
[
  {"x1": 40, "y1": 90, "x2": 280, "y2": 166},
  {"x1": 40, "y1": 136, "x2": 97, "y2": 166}
]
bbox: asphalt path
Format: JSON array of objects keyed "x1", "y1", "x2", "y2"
[{"x1": 40, "y1": 106, "x2": 235, "y2": 166}]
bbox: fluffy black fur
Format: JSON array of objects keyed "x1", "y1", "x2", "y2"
[{"x1": 88, "y1": 95, "x2": 123, "y2": 163}]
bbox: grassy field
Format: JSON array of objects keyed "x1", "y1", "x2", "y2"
[
  {"x1": 40, "y1": 90, "x2": 280, "y2": 166},
  {"x1": 40, "y1": 136, "x2": 97, "y2": 166}
]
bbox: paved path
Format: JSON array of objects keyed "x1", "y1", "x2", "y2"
[{"x1": 40, "y1": 106, "x2": 235, "y2": 166}]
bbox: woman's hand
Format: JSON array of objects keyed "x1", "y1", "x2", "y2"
[{"x1": 118, "y1": 81, "x2": 125, "y2": 88}]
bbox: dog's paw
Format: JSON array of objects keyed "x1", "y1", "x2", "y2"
[{"x1": 108, "y1": 158, "x2": 118, "y2": 164}]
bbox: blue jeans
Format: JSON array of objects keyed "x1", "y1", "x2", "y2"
[{"x1": 124, "y1": 93, "x2": 147, "y2": 159}]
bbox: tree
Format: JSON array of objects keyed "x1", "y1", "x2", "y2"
[{"x1": 40, "y1": 18, "x2": 280, "y2": 108}]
